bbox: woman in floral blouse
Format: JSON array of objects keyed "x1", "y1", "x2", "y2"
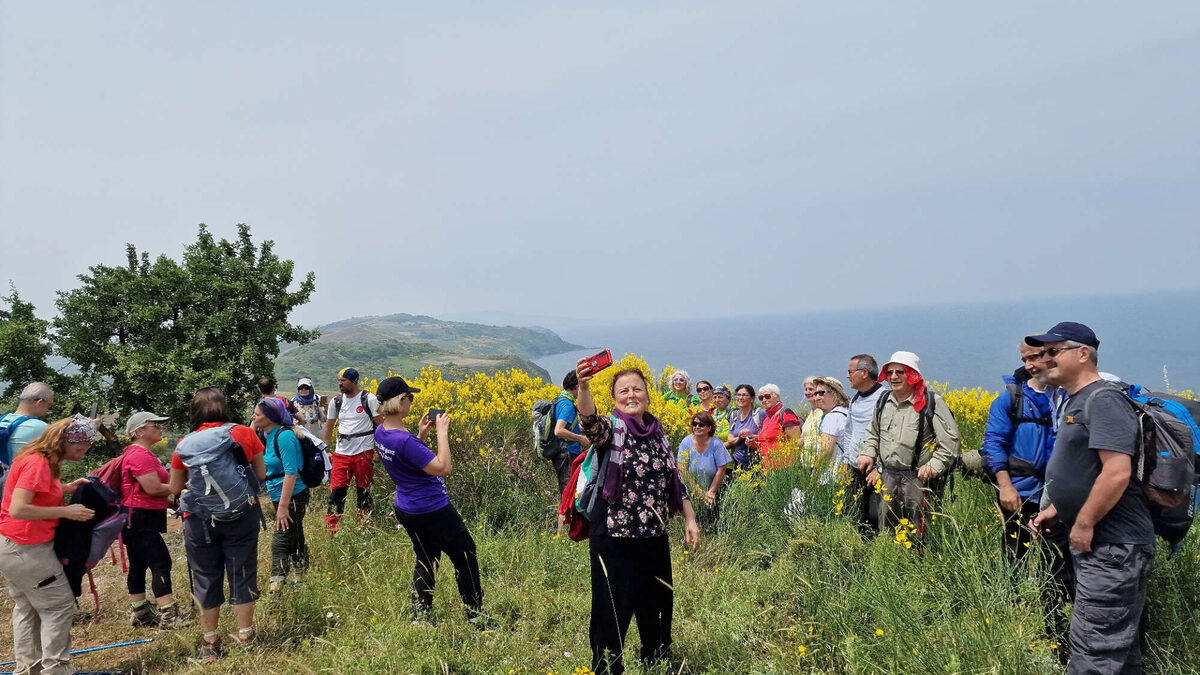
[{"x1": 575, "y1": 359, "x2": 700, "y2": 675}]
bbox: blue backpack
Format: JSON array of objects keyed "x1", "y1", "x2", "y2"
[
  {"x1": 0, "y1": 415, "x2": 33, "y2": 473},
  {"x1": 175, "y1": 424, "x2": 259, "y2": 522}
]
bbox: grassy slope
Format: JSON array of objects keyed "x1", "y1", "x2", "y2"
[{"x1": 20, "y1": 462, "x2": 1200, "y2": 675}]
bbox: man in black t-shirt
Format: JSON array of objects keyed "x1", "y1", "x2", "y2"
[{"x1": 1027, "y1": 322, "x2": 1153, "y2": 675}]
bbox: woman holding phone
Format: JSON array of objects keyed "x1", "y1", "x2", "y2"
[
  {"x1": 575, "y1": 357, "x2": 700, "y2": 675},
  {"x1": 372, "y1": 376, "x2": 489, "y2": 626}
]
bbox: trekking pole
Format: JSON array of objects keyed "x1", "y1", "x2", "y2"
[{"x1": 0, "y1": 638, "x2": 152, "y2": 666}]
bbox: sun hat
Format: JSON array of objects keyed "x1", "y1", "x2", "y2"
[{"x1": 884, "y1": 351, "x2": 922, "y2": 377}]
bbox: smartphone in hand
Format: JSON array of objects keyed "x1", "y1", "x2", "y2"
[
  {"x1": 427, "y1": 409, "x2": 446, "y2": 423},
  {"x1": 585, "y1": 349, "x2": 614, "y2": 375}
]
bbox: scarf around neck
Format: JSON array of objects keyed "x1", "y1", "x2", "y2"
[{"x1": 612, "y1": 408, "x2": 662, "y2": 439}]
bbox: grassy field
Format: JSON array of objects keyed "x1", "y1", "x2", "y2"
[
  {"x1": 4, "y1": 362, "x2": 1198, "y2": 674},
  {"x1": 7, "y1": 461, "x2": 1199, "y2": 674}
]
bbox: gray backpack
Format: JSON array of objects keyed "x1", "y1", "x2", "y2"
[{"x1": 176, "y1": 423, "x2": 258, "y2": 522}]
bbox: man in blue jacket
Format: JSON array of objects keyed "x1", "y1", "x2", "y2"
[{"x1": 981, "y1": 341, "x2": 1073, "y2": 646}]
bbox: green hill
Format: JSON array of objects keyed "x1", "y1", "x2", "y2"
[{"x1": 274, "y1": 313, "x2": 582, "y2": 389}]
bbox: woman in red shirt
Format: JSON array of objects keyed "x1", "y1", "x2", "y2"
[
  {"x1": 0, "y1": 416, "x2": 99, "y2": 675},
  {"x1": 168, "y1": 388, "x2": 266, "y2": 664},
  {"x1": 753, "y1": 384, "x2": 803, "y2": 471},
  {"x1": 120, "y1": 410, "x2": 186, "y2": 629}
]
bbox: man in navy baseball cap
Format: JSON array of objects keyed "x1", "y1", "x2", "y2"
[{"x1": 1024, "y1": 321, "x2": 1099, "y2": 349}]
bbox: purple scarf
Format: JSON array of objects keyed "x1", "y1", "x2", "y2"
[{"x1": 601, "y1": 410, "x2": 686, "y2": 516}]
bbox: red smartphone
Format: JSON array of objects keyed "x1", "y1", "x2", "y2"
[{"x1": 585, "y1": 349, "x2": 613, "y2": 375}]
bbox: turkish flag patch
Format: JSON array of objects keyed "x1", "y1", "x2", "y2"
[{"x1": 356, "y1": 406, "x2": 364, "y2": 414}]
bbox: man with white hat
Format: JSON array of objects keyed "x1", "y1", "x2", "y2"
[{"x1": 856, "y1": 351, "x2": 961, "y2": 543}]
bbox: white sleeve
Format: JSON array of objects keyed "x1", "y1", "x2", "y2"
[{"x1": 367, "y1": 393, "x2": 380, "y2": 417}]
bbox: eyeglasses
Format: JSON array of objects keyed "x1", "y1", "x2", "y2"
[
  {"x1": 1042, "y1": 345, "x2": 1082, "y2": 358},
  {"x1": 1020, "y1": 352, "x2": 1045, "y2": 364},
  {"x1": 696, "y1": 386, "x2": 712, "y2": 393},
  {"x1": 735, "y1": 393, "x2": 752, "y2": 398},
  {"x1": 847, "y1": 369, "x2": 863, "y2": 375},
  {"x1": 884, "y1": 369, "x2": 907, "y2": 377},
  {"x1": 812, "y1": 390, "x2": 829, "y2": 397}
]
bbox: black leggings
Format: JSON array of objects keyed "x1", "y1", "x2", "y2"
[
  {"x1": 124, "y1": 508, "x2": 172, "y2": 598},
  {"x1": 589, "y1": 535, "x2": 673, "y2": 675},
  {"x1": 394, "y1": 504, "x2": 482, "y2": 614},
  {"x1": 328, "y1": 486, "x2": 373, "y2": 514}
]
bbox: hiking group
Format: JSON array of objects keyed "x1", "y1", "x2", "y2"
[{"x1": 0, "y1": 320, "x2": 1196, "y2": 674}]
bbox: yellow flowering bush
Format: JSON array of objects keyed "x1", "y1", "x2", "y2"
[{"x1": 933, "y1": 382, "x2": 998, "y2": 452}]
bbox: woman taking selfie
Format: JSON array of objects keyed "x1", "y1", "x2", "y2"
[
  {"x1": 372, "y1": 376, "x2": 488, "y2": 626},
  {"x1": 576, "y1": 359, "x2": 700, "y2": 675},
  {"x1": 0, "y1": 416, "x2": 99, "y2": 675}
]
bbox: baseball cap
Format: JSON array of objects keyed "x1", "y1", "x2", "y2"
[
  {"x1": 338, "y1": 368, "x2": 360, "y2": 383},
  {"x1": 376, "y1": 376, "x2": 421, "y2": 402},
  {"x1": 125, "y1": 411, "x2": 170, "y2": 435},
  {"x1": 1025, "y1": 322, "x2": 1099, "y2": 349},
  {"x1": 297, "y1": 377, "x2": 314, "y2": 390}
]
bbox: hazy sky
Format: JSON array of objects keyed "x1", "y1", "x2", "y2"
[{"x1": 3, "y1": 2, "x2": 1198, "y2": 329}]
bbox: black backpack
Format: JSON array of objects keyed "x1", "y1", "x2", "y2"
[
  {"x1": 532, "y1": 396, "x2": 567, "y2": 460},
  {"x1": 269, "y1": 428, "x2": 328, "y2": 489}
]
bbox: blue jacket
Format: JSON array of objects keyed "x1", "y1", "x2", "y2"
[{"x1": 980, "y1": 370, "x2": 1056, "y2": 500}]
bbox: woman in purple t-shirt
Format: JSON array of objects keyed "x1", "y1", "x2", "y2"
[{"x1": 372, "y1": 376, "x2": 490, "y2": 626}]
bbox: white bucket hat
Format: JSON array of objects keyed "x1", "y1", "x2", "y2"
[{"x1": 884, "y1": 351, "x2": 922, "y2": 377}]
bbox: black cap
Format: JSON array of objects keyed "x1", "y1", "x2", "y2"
[
  {"x1": 376, "y1": 376, "x2": 420, "y2": 402},
  {"x1": 1025, "y1": 321, "x2": 1099, "y2": 349}
]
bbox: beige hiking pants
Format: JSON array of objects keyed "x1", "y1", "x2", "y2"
[{"x1": 0, "y1": 537, "x2": 75, "y2": 675}]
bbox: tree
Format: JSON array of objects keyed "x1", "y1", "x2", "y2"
[
  {"x1": 0, "y1": 285, "x2": 57, "y2": 400},
  {"x1": 54, "y1": 224, "x2": 317, "y2": 423}
]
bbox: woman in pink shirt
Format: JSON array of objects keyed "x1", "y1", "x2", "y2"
[{"x1": 120, "y1": 411, "x2": 186, "y2": 629}]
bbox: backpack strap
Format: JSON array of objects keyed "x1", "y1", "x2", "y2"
[
  {"x1": 1, "y1": 415, "x2": 32, "y2": 458},
  {"x1": 1008, "y1": 382, "x2": 1052, "y2": 426},
  {"x1": 361, "y1": 391, "x2": 377, "y2": 429}
]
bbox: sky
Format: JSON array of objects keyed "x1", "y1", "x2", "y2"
[{"x1": 3, "y1": 2, "x2": 1199, "y2": 330}]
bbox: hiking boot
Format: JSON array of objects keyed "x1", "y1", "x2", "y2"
[
  {"x1": 130, "y1": 602, "x2": 158, "y2": 628},
  {"x1": 268, "y1": 577, "x2": 285, "y2": 593},
  {"x1": 324, "y1": 513, "x2": 341, "y2": 533},
  {"x1": 157, "y1": 603, "x2": 189, "y2": 629},
  {"x1": 467, "y1": 609, "x2": 499, "y2": 631},
  {"x1": 411, "y1": 606, "x2": 434, "y2": 627},
  {"x1": 194, "y1": 637, "x2": 223, "y2": 664}
]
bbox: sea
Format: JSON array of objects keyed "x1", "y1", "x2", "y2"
[{"x1": 533, "y1": 290, "x2": 1200, "y2": 407}]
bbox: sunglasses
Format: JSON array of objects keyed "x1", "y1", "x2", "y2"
[
  {"x1": 885, "y1": 369, "x2": 907, "y2": 377},
  {"x1": 759, "y1": 393, "x2": 774, "y2": 400},
  {"x1": 691, "y1": 421, "x2": 712, "y2": 428},
  {"x1": 696, "y1": 386, "x2": 712, "y2": 393},
  {"x1": 1042, "y1": 345, "x2": 1082, "y2": 358},
  {"x1": 812, "y1": 390, "x2": 829, "y2": 397}
]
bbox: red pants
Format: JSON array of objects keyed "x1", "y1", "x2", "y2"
[{"x1": 330, "y1": 450, "x2": 375, "y2": 489}]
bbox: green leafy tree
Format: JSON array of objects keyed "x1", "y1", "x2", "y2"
[
  {"x1": 54, "y1": 224, "x2": 317, "y2": 424},
  {"x1": 0, "y1": 285, "x2": 58, "y2": 400}
]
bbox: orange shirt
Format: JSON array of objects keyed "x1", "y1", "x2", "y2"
[{"x1": 0, "y1": 453, "x2": 64, "y2": 545}]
